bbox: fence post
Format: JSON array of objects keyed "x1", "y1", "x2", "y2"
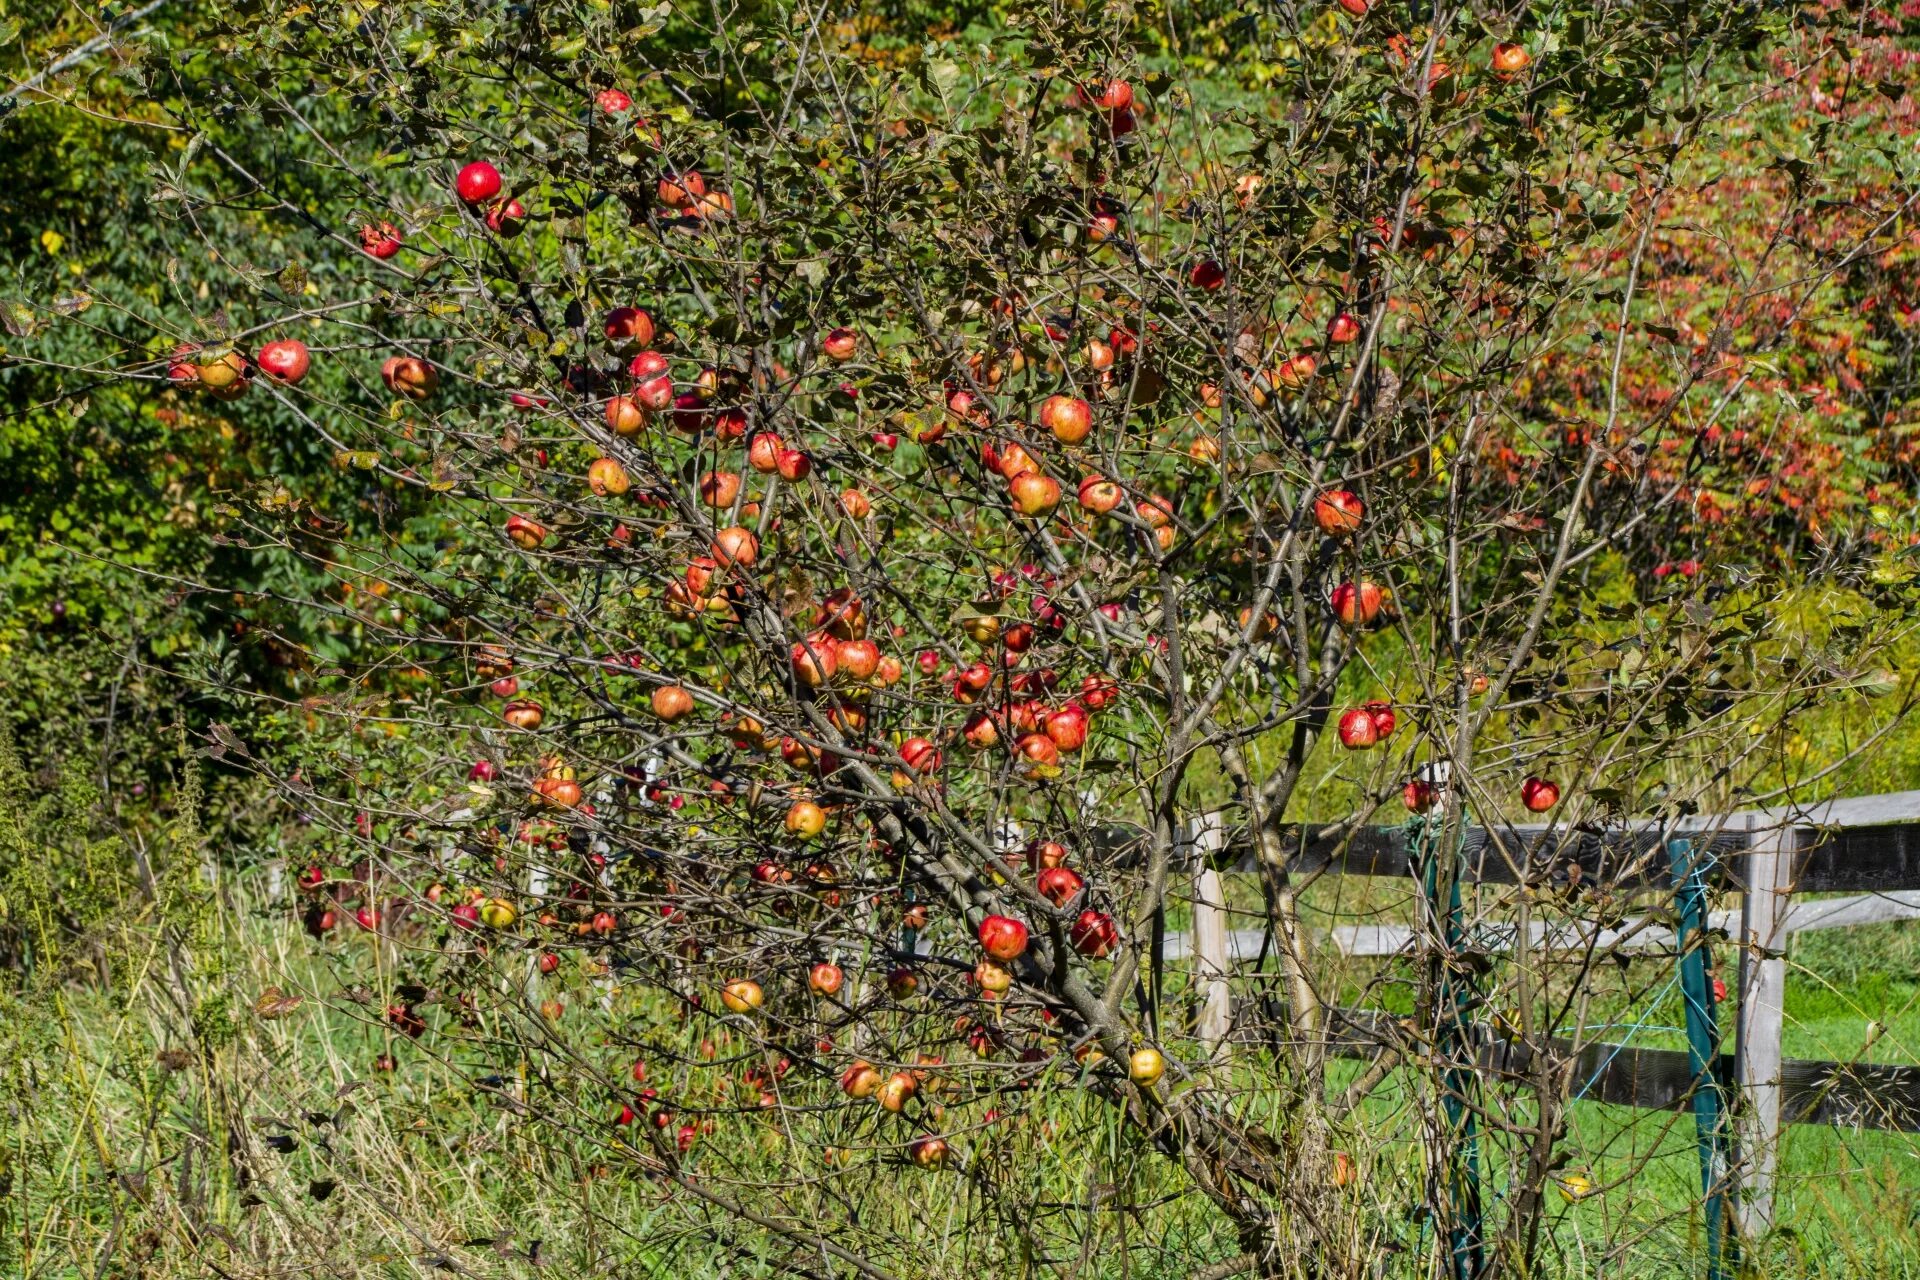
[
  {"x1": 1668, "y1": 837, "x2": 1738, "y2": 1280},
  {"x1": 1188, "y1": 814, "x2": 1233, "y2": 1054},
  {"x1": 1734, "y1": 815, "x2": 1790, "y2": 1238}
]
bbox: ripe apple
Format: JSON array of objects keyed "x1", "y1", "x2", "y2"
[
  {"x1": 791, "y1": 636, "x2": 838, "y2": 687},
  {"x1": 908, "y1": 1135, "x2": 949, "y2": 1168},
  {"x1": 1017, "y1": 733, "x2": 1060, "y2": 768},
  {"x1": 1078, "y1": 475, "x2": 1124, "y2": 514},
  {"x1": 605, "y1": 306, "x2": 655, "y2": 350},
  {"x1": 1365, "y1": 700, "x2": 1396, "y2": 737},
  {"x1": 596, "y1": 87, "x2": 632, "y2": 113},
  {"x1": 605, "y1": 394, "x2": 646, "y2": 435},
  {"x1": 479, "y1": 897, "x2": 517, "y2": 928},
  {"x1": 658, "y1": 169, "x2": 706, "y2": 209},
  {"x1": 720, "y1": 978, "x2": 765, "y2": 1014},
  {"x1": 1332, "y1": 1151, "x2": 1358, "y2": 1187},
  {"x1": 651, "y1": 685, "x2": 695, "y2": 722},
  {"x1": 1045, "y1": 705, "x2": 1089, "y2": 752},
  {"x1": 1070, "y1": 910, "x2": 1118, "y2": 957},
  {"x1": 1276, "y1": 352, "x2": 1318, "y2": 389},
  {"x1": 1036, "y1": 865, "x2": 1084, "y2": 907},
  {"x1": 748, "y1": 432, "x2": 783, "y2": 473},
  {"x1": 809, "y1": 962, "x2": 844, "y2": 996},
  {"x1": 1403, "y1": 778, "x2": 1438, "y2": 811},
  {"x1": 1337, "y1": 0, "x2": 1367, "y2": 13},
  {"x1": 1337, "y1": 707, "x2": 1378, "y2": 750},
  {"x1": 1040, "y1": 394, "x2": 1093, "y2": 444},
  {"x1": 837, "y1": 638, "x2": 881, "y2": 681},
  {"x1": 785, "y1": 800, "x2": 827, "y2": 839},
  {"x1": 455, "y1": 161, "x2": 502, "y2": 204},
  {"x1": 1314, "y1": 489, "x2": 1364, "y2": 535},
  {"x1": 822, "y1": 327, "x2": 859, "y2": 361},
  {"x1": 587, "y1": 457, "x2": 630, "y2": 496},
  {"x1": 504, "y1": 514, "x2": 548, "y2": 549},
  {"x1": 839, "y1": 488, "x2": 871, "y2": 519},
  {"x1": 711, "y1": 526, "x2": 758, "y2": 567},
  {"x1": 196, "y1": 349, "x2": 250, "y2": 391},
  {"x1": 877, "y1": 1071, "x2": 917, "y2": 1111},
  {"x1": 886, "y1": 966, "x2": 919, "y2": 1000},
  {"x1": 257, "y1": 339, "x2": 311, "y2": 384},
  {"x1": 776, "y1": 448, "x2": 812, "y2": 481},
  {"x1": 360, "y1": 222, "x2": 403, "y2": 258},
  {"x1": 977, "y1": 914, "x2": 1029, "y2": 961},
  {"x1": 1521, "y1": 776, "x2": 1560, "y2": 813},
  {"x1": 699, "y1": 470, "x2": 741, "y2": 507},
  {"x1": 1330, "y1": 580, "x2": 1384, "y2": 627},
  {"x1": 485, "y1": 197, "x2": 527, "y2": 235},
  {"x1": 502, "y1": 700, "x2": 543, "y2": 729},
  {"x1": 1491, "y1": 42, "x2": 1532, "y2": 80},
  {"x1": 1189, "y1": 259, "x2": 1226, "y2": 290},
  {"x1": 1009, "y1": 471, "x2": 1062, "y2": 517},
  {"x1": 381, "y1": 355, "x2": 438, "y2": 400},
  {"x1": 841, "y1": 1061, "x2": 882, "y2": 1098},
  {"x1": 899, "y1": 737, "x2": 942, "y2": 775},
  {"x1": 628, "y1": 350, "x2": 674, "y2": 409},
  {"x1": 1087, "y1": 78, "x2": 1133, "y2": 110},
  {"x1": 962, "y1": 710, "x2": 1001, "y2": 749},
  {"x1": 1027, "y1": 840, "x2": 1070, "y2": 871},
  {"x1": 1129, "y1": 1047, "x2": 1165, "y2": 1086}
]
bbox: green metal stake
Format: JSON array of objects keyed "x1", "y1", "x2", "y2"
[
  {"x1": 1416, "y1": 816, "x2": 1483, "y2": 1280},
  {"x1": 1667, "y1": 837, "x2": 1737, "y2": 1280}
]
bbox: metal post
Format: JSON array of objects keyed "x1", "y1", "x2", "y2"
[
  {"x1": 1416, "y1": 817, "x2": 1482, "y2": 1280},
  {"x1": 1668, "y1": 837, "x2": 1737, "y2": 1280}
]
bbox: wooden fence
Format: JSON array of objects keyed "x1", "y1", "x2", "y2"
[{"x1": 1147, "y1": 790, "x2": 1920, "y2": 1243}]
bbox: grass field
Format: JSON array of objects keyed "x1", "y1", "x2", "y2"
[{"x1": 7, "y1": 847, "x2": 1917, "y2": 1280}]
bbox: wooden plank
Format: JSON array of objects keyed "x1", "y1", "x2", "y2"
[
  {"x1": 1187, "y1": 815, "x2": 1232, "y2": 1052},
  {"x1": 1734, "y1": 816, "x2": 1789, "y2": 1236},
  {"x1": 1326, "y1": 1008, "x2": 1920, "y2": 1132},
  {"x1": 1158, "y1": 889, "x2": 1920, "y2": 964}
]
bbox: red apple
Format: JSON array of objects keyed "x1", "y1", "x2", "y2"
[
  {"x1": 257, "y1": 339, "x2": 311, "y2": 384},
  {"x1": 1330, "y1": 580, "x2": 1384, "y2": 628},
  {"x1": 1079, "y1": 476, "x2": 1124, "y2": 514},
  {"x1": 651, "y1": 685, "x2": 695, "y2": 722},
  {"x1": 1521, "y1": 776, "x2": 1560, "y2": 813},
  {"x1": 1009, "y1": 471, "x2": 1062, "y2": 517},
  {"x1": 485, "y1": 197, "x2": 527, "y2": 235},
  {"x1": 360, "y1": 222, "x2": 403, "y2": 258},
  {"x1": 1337, "y1": 707, "x2": 1378, "y2": 750},
  {"x1": 455, "y1": 161, "x2": 502, "y2": 204},
  {"x1": 977, "y1": 914, "x2": 1029, "y2": 961},
  {"x1": 504, "y1": 514, "x2": 547, "y2": 549},
  {"x1": 1329, "y1": 312, "x2": 1362, "y2": 344},
  {"x1": 1070, "y1": 910, "x2": 1118, "y2": 957},
  {"x1": 1037, "y1": 865, "x2": 1084, "y2": 907},
  {"x1": 900, "y1": 737, "x2": 942, "y2": 774},
  {"x1": 822, "y1": 327, "x2": 859, "y2": 361},
  {"x1": 1040, "y1": 394, "x2": 1093, "y2": 444},
  {"x1": 605, "y1": 306, "x2": 655, "y2": 349},
  {"x1": 1491, "y1": 43, "x2": 1532, "y2": 80},
  {"x1": 791, "y1": 636, "x2": 839, "y2": 687},
  {"x1": 837, "y1": 638, "x2": 881, "y2": 681},
  {"x1": 1314, "y1": 489, "x2": 1364, "y2": 535},
  {"x1": 809, "y1": 962, "x2": 844, "y2": 996}
]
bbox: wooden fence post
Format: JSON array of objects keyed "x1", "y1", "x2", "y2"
[
  {"x1": 1734, "y1": 815, "x2": 1791, "y2": 1238},
  {"x1": 1188, "y1": 815, "x2": 1233, "y2": 1054}
]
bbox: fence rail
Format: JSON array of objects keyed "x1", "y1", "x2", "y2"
[{"x1": 1138, "y1": 788, "x2": 1920, "y2": 1245}]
